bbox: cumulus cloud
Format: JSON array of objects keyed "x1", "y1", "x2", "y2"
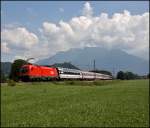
[
  {"x1": 1, "y1": 27, "x2": 38, "y2": 50},
  {"x1": 41, "y1": 7, "x2": 149, "y2": 60},
  {"x1": 1, "y1": 2, "x2": 149, "y2": 62},
  {"x1": 82, "y1": 2, "x2": 93, "y2": 17},
  {"x1": 1, "y1": 42, "x2": 10, "y2": 53},
  {"x1": 1, "y1": 27, "x2": 41, "y2": 61}
]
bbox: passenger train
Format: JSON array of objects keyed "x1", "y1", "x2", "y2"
[{"x1": 19, "y1": 64, "x2": 112, "y2": 81}]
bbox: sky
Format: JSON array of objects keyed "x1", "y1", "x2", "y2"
[{"x1": 1, "y1": 1, "x2": 149, "y2": 62}]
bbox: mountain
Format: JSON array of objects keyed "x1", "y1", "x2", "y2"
[
  {"x1": 43, "y1": 62, "x2": 80, "y2": 69},
  {"x1": 1, "y1": 62, "x2": 12, "y2": 76},
  {"x1": 37, "y1": 47, "x2": 149, "y2": 75}
]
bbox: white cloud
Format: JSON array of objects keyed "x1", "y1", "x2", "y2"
[
  {"x1": 14, "y1": 55, "x2": 27, "y2": 60},
  {"x1": 1, "y1": 27, "x2": 38, "y2": 49},
  {"x1": 82, "y1": 2, "x2": 93, "y2": 17},
  {"x1": 1, "y1": 42, "x2": 10, "y2": 53},
  {"x1": 43, "y1": 22, "x2": 59, "y2": 34},
  {"x1": 41, "y1": 6, "x2": 149, "y2": 60},
  {"x1": 1, "y1": 2, "x2": 149, "y2": 62},
  {"x1": 1, "y1": 27, "x2": 41, "y2": 61}
]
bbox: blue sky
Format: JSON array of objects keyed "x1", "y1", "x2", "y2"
[
  {"x1": 2, "y1": 1, "x2": 149, "y2": 32},
  {"x1": 1, "y1": 1, "x2": 149, "y2": 62}
]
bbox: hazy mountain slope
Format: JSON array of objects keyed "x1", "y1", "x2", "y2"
[
  {"x1": 43, "y1": 62, "x2": 80, "y2": 70},
  {"x1": 37, "y1": 47, "x2": 149, "y2": 75},
  {"x1": 1, "y1": 62, "x2": 12, "y2": 76}
]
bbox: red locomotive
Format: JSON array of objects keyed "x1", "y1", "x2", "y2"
[{"x1": 19, "y1": 64, "x2": 59, "y2": 81}]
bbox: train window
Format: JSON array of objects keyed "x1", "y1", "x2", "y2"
[
  {"x1": 20, "y1": 67, "x2": 28, "y2": 73},
  {"x1": 63, "y1": 71, "x2": 80, "y2": 75}
]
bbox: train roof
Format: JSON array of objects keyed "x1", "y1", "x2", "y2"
[{"x1": 57, "y1": 67, "x2": 81, "y2": 72}]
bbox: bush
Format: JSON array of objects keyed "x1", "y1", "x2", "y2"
[
  {"x1": 117, "y1": 71, "x2": 125, "y2": 80},
  {"x1": 117, "y1": 71, "x2": 139, "y2": 80},
  {"x1": 7, "y1": 79, "x2": 16, "y2": 86}
]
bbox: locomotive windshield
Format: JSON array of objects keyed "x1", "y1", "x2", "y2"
[{"x1": 20, "y1": 67, "x2": 28, "y2": 73}]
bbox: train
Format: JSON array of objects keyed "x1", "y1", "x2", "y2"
[{"x1": 19, "y1": 64, "x2": 113, "y2": 81}]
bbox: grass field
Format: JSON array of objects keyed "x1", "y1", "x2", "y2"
[{"x1": 1, "y1": 80, "x2": 149, "y2": 127}]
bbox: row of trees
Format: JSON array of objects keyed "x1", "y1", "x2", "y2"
[
  {"x1": 90, "y1": 70, "x2": 149, "y2": 80},
  {"x1": 116, "y1": 71, "x2": 145, "y2": 80}
]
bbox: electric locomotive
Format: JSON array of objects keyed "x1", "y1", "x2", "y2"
[
  {"x1": 19, "y1": 64, "x2": 59, "y2": 81},
  {"x1": 19, "y1": 64, "x2": 112, "y2": 81}
]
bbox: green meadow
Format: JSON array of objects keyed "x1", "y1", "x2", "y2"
[{"x1": 1, "y1": 80, "x2": 149, "y2": 127}]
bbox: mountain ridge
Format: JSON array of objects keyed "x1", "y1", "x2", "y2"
[
  {"x1": 1, "y1": 62, "x2": 12, "y2": 76},
  {"x1": 37, "y1": 47, "x2": 149, "y2": 75}
]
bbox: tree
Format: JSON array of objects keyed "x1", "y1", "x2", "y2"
[
  {"x1": 9, "y1": 59, "x2": 28, "y2": 81},
  {"x1": 124, "y1": 72, "x2": 133, "y2": 80},
  {"x1": 117, "y1": 71, "x2": 125, "y2": 80},
  {"x1": 1, "y1": 70, "x2": 6, "y2": 83},
  {"x1": 117, "y1": 71, "x2": 139, "y2": 80}
]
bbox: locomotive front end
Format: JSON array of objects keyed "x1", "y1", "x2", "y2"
[{"x1": 19, "y1": 65, "x2": 30, "y2": 81}]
